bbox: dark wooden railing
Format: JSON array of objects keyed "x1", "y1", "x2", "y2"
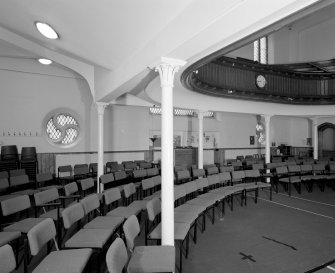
[{"x1": 183, "y1": 57, "x2": 335, "y2": 105}]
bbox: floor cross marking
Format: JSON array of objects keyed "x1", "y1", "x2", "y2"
[{"x1": 239, "y1": 252, "x2": 256, "y2": 262}]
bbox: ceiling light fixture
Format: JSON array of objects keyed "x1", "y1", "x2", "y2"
[
  {"x1": 38, "y1": 58, "x2": 53, "y2": 65},
  {"x1": 35, "y1": 22, "x2": 59, "y2": 39}
]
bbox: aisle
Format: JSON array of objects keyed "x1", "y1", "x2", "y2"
[{"x1": 182, "y1": 187, "x2": 335, "y2": 273}]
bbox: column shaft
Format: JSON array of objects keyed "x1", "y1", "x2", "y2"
[
  {"x1": 198, "y1": 111, "x2": 204, "y2": 169},
  {"x1": 96, "y1": 102, "x2": 108, "y2": 193},
  {"x1": 156, "y1": 57, "x2": 186, "y2": 246},
  {"x1": 161, "y1": 85, "x2": 174, "y2": 246},
  {"x1": 311, "y1": 118, "x2": 318, "y2": 160},
  {"x1": 264, "y1": 115, "x2": 272, "y2": 164}
]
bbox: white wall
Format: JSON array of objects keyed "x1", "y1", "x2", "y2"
[
  {"x1": 0, "y1": 58, "x2": 95, "y2": 154},
  {"x1": 271, "y1": 116, "x2": 311, "y2": 147},
  {"x1": 152, "y1": 112, "x2": 311, "y2": 151},
  {"x1": 228, "y1": 8, "x2": 335, "y2": 65},
  {"x1": 227, "y1": 43, "x2": 253, "y2": 60},
  {"x1": 104, "y1": 105, "x2": 150, "y2": 151},
  {"x1": 322, "y1": 128, "x2": 335, "y2": 151},
  {"x1": 269, "y1": 11, "x2": 335, "y2": 63},
  {"x1": 0, "y1": 57, "x2": 314, "y2": 167},
  {"x1": 0, "y1": 59, "x2": 155, "y2": 168},
  {"x1": 151, "y1": 112, "x2": 259, "y2": 149}
]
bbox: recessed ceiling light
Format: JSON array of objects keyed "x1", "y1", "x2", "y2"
[
  {"x1": 38, "y1": 58, "x2": 52, "y2": 65},
  {"x1": 35, "y1": 22, "x2": 59, "y2": 39}
]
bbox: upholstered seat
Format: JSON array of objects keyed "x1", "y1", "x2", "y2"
[
  {"x1": 106, "y1": 206, "x2": 141, "y2": 218},
  {"x1": 174, "y1": 211, "x2": 198, "y2": 224},
  {"x1": 4, "y1": 218, "x2": 45, "y2": 233},
  {"x1": 175, "y1": 203, "x2": 205, "y2": 216},
  {"x1": 10, "y1": 188, "x2": 41, "y2": 196},
  {"x1": 32, "y1": 248, "x2": 92, "y2": 273},
  {"x1": 256, "y1": 182, "x2": 272, "y2": 188},
  {"x1": 62, "y1": 202, "x2": 114, "y2": 250},
  {"x1": 38, "y1": 209, "x2": 63, "y2": 221},
  {"x1": 187, "y1": 197, "x2": 215, "y2": 208},
  {"x1": 27, "y1": 218, "x2": 92, "y2": 273},
  {"x1": 129, "y1": 200, "x2": 147, "y2": 210},
  {"x1": 104, "y1": 187, "x2": 142, "y2": 218},
  {"x1": 0, "y1": 244, "x2": 16, "y2": 273},
  {"x1": 83, "y1": 216, "x2": 124, "y2": 230},
  {"x1": 124, "y1": 183, "x2": 148, "y2": 210},
  {"x1": 65, "y1": 228, "x2": 112, "y2": 248},
  {"x1": 0, "y1": 194, "x2": 20, "y2": 202},
  {"x1": 0, "y1": 231, "x2": 20, "y2": 247},
  {"x1": 123, "y1": 215, "x2": 175, "y2": 273},
  {"x1": 128, "y1": 245, "x2": 175, "y2": 273},
  {"x1": 36, "y1": 172, "x2": 63, "y2": 191},
  {"x1": 149, "y1": 222, "x2": 190, "y2": 241},
  {"x1": 279, "y1": 176, "x2": 301, "y2": 184}
]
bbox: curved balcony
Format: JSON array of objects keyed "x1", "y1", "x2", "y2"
[{"x1": 182, "y1": 56, "x2": 335, "y2": 105}]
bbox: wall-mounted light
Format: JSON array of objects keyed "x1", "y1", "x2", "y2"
[
  {"x1": 35, "y1": 22, "x2": 59, "y2": 39},
  {"x1": 38, "y1": 58, "x2": 53, "y2": 65}
]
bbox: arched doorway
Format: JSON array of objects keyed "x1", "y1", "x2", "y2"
[{"x1": 318, "y1": 122, "x2": 335, "y2": 158}]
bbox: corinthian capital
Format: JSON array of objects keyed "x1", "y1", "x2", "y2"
[
  {"x1": 96, "y1": 102, "x2": 109, "y2": 115},
  {"x1": 155, "y1": 57, "x2": 186, "y2": 87}
]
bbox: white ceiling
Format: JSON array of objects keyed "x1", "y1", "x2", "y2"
[
  {"x1": 0, "y1": 0, "x2": 333, "y2": 103},
  {"x1": 0, "y1": 0, "x2": 198, "y2": 69}
]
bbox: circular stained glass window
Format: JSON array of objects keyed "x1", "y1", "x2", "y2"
[{"x1": 44, "y1": 109, "x2": 81, "y2": 147}]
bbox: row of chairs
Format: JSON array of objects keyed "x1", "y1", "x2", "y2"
[
  {"x1": 1, "y1": 164, "x2": 276, "y2": 272},
  {"x1": 0, "y1": 171, "x2": 64, "y2": 199},
  {"x1": 0, "y1": 172, "x2": 168, "y2": 272},
  {"x1": 105, "y1": 170, "x2": 271, "y2": 272},
  {"x1": 1, "y1": 146, "x2": 37, "y2": 162},
  {"x1": 1, "y1": 199, "x2": 174, "y2": 273},
  {"x1": 58, "y1": 164, "x2": 97, "y2": 185},
  {"x1": 58, "y1": 161, "x2": 157, "y2": 185},
  {"x1": 139, "y1": 171, "x2": 272, "y2": 272},
  {"x1": 106, "y1": 160, "x2": 153, "y2": 173},
  {"x1": 175, "y1": 165, "x2": 270, "y2": 184},
  {"x1": 274, "y1": 163, "x2": 335, "y2": 196},
  {"x1": 0, "y1": 146, "x2": 38, "y2": 181}
]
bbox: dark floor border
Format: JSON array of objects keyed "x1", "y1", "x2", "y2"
[{"x1": 305, "y1": 258, "x2": 335, "y2": 272}]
